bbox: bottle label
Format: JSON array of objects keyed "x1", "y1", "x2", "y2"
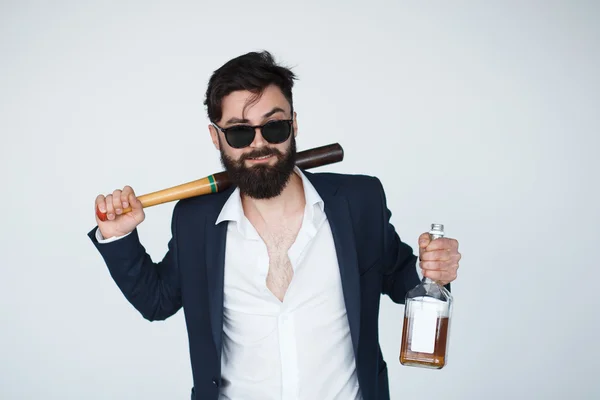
[{"x1": 410, "y1": 301, "x2": 439, "y2": 354}]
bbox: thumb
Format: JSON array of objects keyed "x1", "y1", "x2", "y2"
[
  {"x1": 128, "y1": 193, "x2": 146, "y2": 224},
  {"x1": 129, "y1": 193, "x2": 145, "y2": 219},
  {"x1": 418, "y1": 232, "x2": 430, "y2": 249},
  {"x1": 129, "y1": 192, "x2": 142, "y2": 209}
]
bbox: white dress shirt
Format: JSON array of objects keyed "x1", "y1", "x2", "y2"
[{"x1": 215, "y1": 168, "x2": 361, "y2": 400}]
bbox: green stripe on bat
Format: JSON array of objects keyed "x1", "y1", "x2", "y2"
[{"x1": 208, "y1": 175, "x2": 217, "y2": 193}]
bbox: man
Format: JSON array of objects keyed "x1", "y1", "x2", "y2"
[{"x1": 88, "y1": 51, "x2": 461, "y2": 400}]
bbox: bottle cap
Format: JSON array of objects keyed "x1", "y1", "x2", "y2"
[{"x1": 429, "y1": 223, "x2": 444, "y2": 237}]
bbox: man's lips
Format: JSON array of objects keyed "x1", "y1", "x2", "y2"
[{"x1": 246, "y1": 154, "x2": 275, "y2": 163}]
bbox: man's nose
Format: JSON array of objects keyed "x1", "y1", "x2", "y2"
[{"x1": 249, "y1": 126, "x2": 267, "y2": 148}]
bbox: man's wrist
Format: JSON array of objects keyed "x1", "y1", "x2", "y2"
[{"x1": 95, "y1": 227, "x2": 131, "y2": 243}]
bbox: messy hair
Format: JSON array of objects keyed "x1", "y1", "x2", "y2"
[{"x1": 204, "y1": 50, "x2": 297, "y2": 123}]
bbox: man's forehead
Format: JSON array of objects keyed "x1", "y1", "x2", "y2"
[{"x1": 220, "y1": 87, "x2": 291, "y2": 122}]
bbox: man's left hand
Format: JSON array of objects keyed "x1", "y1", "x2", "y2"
[{"x1": 418, "y1": 233, "x2": 461, "y2": 285}]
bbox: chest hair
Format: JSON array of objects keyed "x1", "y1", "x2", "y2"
[{"x1": 253, "y1": 213, "x2": 303, "y2": 301}]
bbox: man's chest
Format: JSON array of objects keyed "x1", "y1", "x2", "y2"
[{"x1": 222, "y1": 218, "x2": 344, "y2": 312}]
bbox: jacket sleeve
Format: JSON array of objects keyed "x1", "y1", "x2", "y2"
[
  {"x1": 87, "y1": 205, "x2": 182, "y2": 321},
  {"x1": 375, "y1": 178, "x2": 421, "y2": 304}
]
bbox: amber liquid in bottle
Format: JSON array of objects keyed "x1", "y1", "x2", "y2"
[
  {"x1": 400, "y1": 315, "x2": 449, "y2": 368},
  {"x1": 399, "y1": 223, "x2": 453, "y2": 369}
]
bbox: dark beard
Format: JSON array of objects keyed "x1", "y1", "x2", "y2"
[{"x1": 220, "y1": 137, "x2": 297, "y2": 199}]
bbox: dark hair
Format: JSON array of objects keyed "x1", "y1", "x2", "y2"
[{"x1": 204, "y1": 50, "x2": 297, "y2": 123}]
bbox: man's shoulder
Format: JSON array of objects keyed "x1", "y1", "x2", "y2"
[
  {"x1": 304, "y1": 170, "x2": 384, "y2": 193},
  {"x1": 172, "y1": 186, "x2": 234, "y2": 217}
]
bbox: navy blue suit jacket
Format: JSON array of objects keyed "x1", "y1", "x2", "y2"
[{"x1": 88, "y1": 170, "x2": 426, "y2": 399}]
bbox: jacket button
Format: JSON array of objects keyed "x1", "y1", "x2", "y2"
[{"x1": 212, "y1": 378, "x2": 219, "y2": 387}]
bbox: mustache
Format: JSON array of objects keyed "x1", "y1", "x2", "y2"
[{"x1": 239, "y1": 147, "x2": 283, "y2": 162}]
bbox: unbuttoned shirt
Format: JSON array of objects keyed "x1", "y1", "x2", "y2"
[{"x1": 214, "y1": 167, "x2": 361, "y2": 400}]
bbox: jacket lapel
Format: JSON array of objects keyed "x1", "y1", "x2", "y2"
[
  {"x1": 204, "y1": 187, "x2": 233, "y2": 356},
  {"x1": 306, "y1": 171, "x2": 361, "y2": 355}
]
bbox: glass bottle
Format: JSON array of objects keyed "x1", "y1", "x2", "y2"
[{"x1": 399, "y1": 223, "x2": 453, "y2": 369}]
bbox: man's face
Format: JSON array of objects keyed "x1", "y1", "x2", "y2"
[{"x1": 209, "y1": 84, "x2": 298, "y2": 199}]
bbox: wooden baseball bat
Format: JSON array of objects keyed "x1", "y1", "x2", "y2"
[{"x1": 96, "y1": 143, "x2": 344, "y2": 221}]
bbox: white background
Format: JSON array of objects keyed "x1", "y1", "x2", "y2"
[{"x1": 1, "y1": 1, "x2": 599, "y2": 399}]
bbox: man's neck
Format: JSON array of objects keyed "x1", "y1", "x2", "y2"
[{"x1": 241, "y1": 172, "x2": 305, "y2": 224}]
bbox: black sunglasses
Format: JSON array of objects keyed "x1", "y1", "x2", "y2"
[{"x1": 212, "y1": 119, "x2": 294, "y2": 149}]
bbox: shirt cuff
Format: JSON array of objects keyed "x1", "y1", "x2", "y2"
[{"x1": 95, "y1": 227, "x2": 132, "y2": 243}]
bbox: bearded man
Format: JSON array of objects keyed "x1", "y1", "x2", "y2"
[{"x1": 88, "y1": 50, "x2": 461, "y2": 400}]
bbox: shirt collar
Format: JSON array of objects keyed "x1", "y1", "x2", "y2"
[{"x1": 215, "y1": 167, "x2": 325, "y2": 237}]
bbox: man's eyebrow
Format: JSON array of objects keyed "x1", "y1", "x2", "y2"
[
  {"x1": 224, "y1": 107, "x2": 287, "y2": 125},
  {"x1": 225, "y1": 116, "x2": 249, "y2": 125},
  {"x1": 262, "y1": 107, "x2": 286, "y2": 118}
]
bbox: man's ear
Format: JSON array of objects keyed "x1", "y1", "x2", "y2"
[
  {"x1": 293, "y1": 111, "x2": 298, "y2": 138},
  {"x1": 209, "y1": 124, "x2": 220, "y2": 150}
]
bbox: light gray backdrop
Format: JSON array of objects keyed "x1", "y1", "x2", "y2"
[{"x1": 1, "y1": 0, "x2": 598, "y2": 399}]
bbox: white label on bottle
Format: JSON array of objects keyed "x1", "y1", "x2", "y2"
[{"x1": 410, "y1": 302, "x2": 438, "y2": 354}]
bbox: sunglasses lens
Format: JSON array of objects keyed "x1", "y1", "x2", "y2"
[
  {"x1": 225, "y1": 126, "x2": 255, "y2": 149},
  {"x1": 262, "y1": 120, "x2": 291, "y2": 144}
]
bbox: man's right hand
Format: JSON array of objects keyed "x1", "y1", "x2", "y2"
[{"x1": 95, "y1": 185, "x2": 145, "y2": 239}]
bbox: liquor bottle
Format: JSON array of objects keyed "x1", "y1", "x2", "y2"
[{"x1": 399, "y1": 223, "x2": 453, "y2": 369}]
